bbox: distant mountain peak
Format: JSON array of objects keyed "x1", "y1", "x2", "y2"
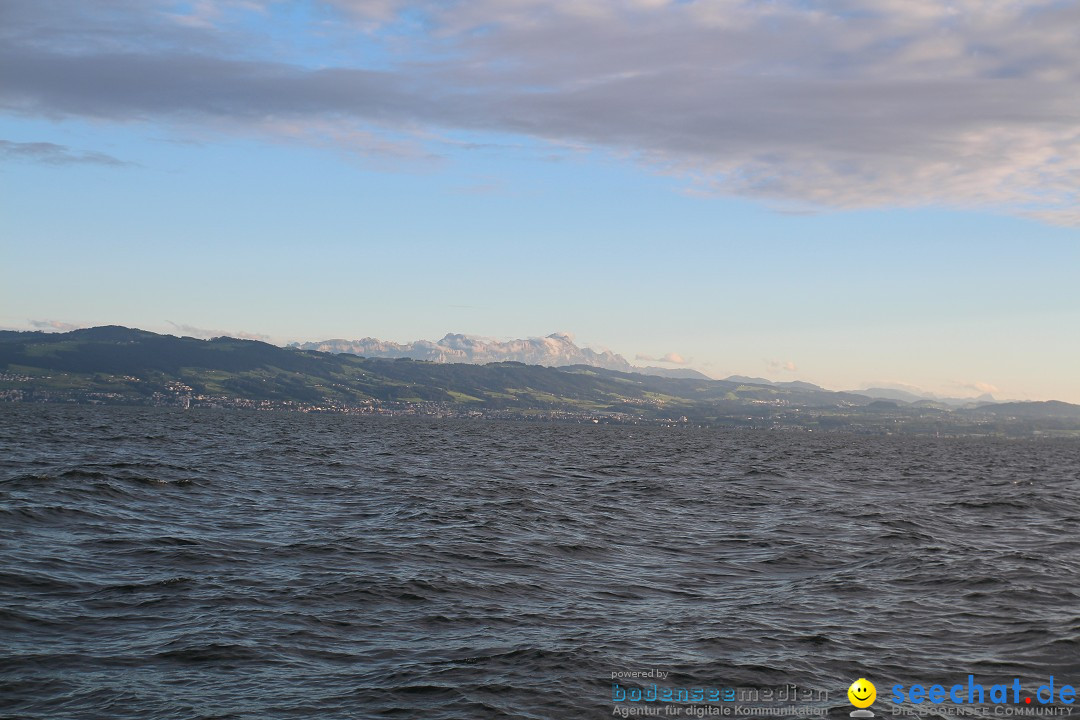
[
  {"x1": 294, "y1": 332, "x2": 639, "y2": 373},
  {"x1": 854, "y1": 384, "x2": 1000, "y2": 407},
  {"x1": 293, "y1": 332, "x2": 714, "y2": 380}
]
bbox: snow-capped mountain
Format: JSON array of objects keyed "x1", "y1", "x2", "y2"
[{"x1": 294, "y1": 333, "x2": 638, "y2": 372}]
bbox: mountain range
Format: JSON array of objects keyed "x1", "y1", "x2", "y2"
[
  {"x1": 854, "y1": 385, "x2": 997, "y2": 407},
  {"x1": 292, "y1": 332, "x2": 711, "y2": 379},
  {"x1": 728, "y1": 377, "x2": 996, "y2": 407},
  {"x1": 2, "y1": 326, "x2": 1078, "y2": 436},
  {"x1": 294, "y1": 334, "x2": 986, "y2": 401}
]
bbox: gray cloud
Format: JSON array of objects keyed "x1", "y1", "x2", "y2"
[
  {"x1": 0, "y1": 139, "x2": 132, "y2": 167},
  {"x1": 2, "y1": 0, "x2": 1079, "y2": 221}
]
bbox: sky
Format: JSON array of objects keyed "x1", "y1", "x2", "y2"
[{"x1": 2, "y1": 0, "x2": 1079, "y2": 402}]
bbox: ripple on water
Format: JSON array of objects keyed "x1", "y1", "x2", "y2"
[{"x1": 1, "y1": 405, "x2": 1079, "y2": 718}]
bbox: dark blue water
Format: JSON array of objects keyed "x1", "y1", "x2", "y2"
[{"x1": 2, "y1": 405, "x2": 1079, "y2": 719}]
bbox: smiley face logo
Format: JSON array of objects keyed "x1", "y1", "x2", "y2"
[{"x1": 848, "y1": 678, "x2": 876, "y2": 709}]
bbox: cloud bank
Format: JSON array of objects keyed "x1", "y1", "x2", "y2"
[{"x1": 3, "y1": 0, "x2": 1079, "y2": 222}]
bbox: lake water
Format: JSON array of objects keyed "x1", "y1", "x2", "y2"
[{"x1": 2, "y1": 405, "x2": 1078, "y2": 718}]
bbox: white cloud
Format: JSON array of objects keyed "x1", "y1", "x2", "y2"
[
  {"x1": 768, "y1": 359, "x2": 798, "y2": 373},
  {"x1": 28, "y1": 319, "x2": 83, "y2": 332},
  {"x1": 955, "y1": 380, "x2": 1000, "y2": 396},
  {"x1": 166, "y1": 321, "x2": 273, "y2": 342},
  {"x1": 636, "y1": 351, "x2": 689, "y2": 365}
]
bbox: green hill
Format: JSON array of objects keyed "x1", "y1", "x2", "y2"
[{"x1": 2, "y1": 327, "x2": 1078, "y2": 435}]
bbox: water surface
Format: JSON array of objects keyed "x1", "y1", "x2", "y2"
[{"x1": 2, "y1": 406, "x2": 1078, "y2": 718}]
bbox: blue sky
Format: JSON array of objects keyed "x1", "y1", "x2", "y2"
[{"x1": 2, "y1": 0, "x2": 1079, "y2": 401}]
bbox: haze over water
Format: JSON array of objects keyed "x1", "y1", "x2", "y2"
[{"x1": 2, "y1": 405, "x2": 1079, "y2": 718}]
